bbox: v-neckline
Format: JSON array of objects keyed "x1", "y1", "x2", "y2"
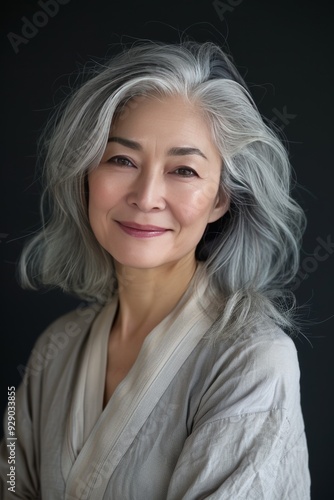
[{"x1": 62, "y1": 263, "x2": 216, "y2": 499}]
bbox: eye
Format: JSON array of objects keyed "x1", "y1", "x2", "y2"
[
  {"x1": 107, "y1": 156, "x2": 135, "y2": 168},
  {"x1": 173, "y1": 167, "x2": 198, "y2": 178}
]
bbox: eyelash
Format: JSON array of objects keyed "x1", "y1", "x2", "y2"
[
  {"x1": 108, "y1": 156, "x2": 134, "y2": 167},
  {"x1": 107, "y1": 156, "x2": 198, "y2": 178},
  {"x1": 173, "y1": 167, "x2": 198, "y2": 178}
]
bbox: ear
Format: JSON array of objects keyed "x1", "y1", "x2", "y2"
[{"x1": 208, "y1": 189, "x2": 230, "y2": 224}]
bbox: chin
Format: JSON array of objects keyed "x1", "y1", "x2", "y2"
[{"x1": 112, "y1": 253, "x2": 170, "y2": 270}]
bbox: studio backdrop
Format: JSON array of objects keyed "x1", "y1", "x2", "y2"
[{"x1": 1, "y1": 1, "x2": 333, "y2": 498}]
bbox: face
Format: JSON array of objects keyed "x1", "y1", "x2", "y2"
[{"x1": 88, "y1": 94, "x2": 229, "y2": 270}]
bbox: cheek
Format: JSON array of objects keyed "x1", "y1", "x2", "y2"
[
  {"x1": 88, "y1": 172, "x2": 120, "y2": 214},
  {"x1": 88, "y1": 172, "x2": 103, "y2": 204},
  {"x1": 173, "y1": 182, "x2": 219, "y2": 224}
]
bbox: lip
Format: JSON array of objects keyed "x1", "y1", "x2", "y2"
[{"x1": 115, "y1": 221, "x2": 170, "y2": 238}]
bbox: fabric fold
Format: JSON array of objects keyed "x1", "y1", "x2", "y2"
[{"x1": 63, "y1": 264, "x2": 214, "y2": 499}]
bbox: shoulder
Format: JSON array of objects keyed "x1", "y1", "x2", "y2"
[
  {"x1": 22, "y1": 302, "x2": 103, "y2": 386},
  {"x1": 193, "y1": 320, "x2": 302, "y2": 425},
  {"x1": 34, "y1": 301, "x2": 103, "y2": 350},
  {"x1": 214, "y1": 318, "x2": 300, "y2": 381},
  {"x1": 231, "y1": 321, "x2": 300, "y2": 378}
]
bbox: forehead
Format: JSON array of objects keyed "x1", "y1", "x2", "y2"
[{"x1": 111, "y1": 94, "x2": 215, "y2": 146}]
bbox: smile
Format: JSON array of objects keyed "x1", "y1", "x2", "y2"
[{"x1": 115, "y1": 221, "x2": 170, "y2": 238}]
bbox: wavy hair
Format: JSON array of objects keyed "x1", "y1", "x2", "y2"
[{"x1": 19, "y1": 40, "x2": 306, "y2": 339}]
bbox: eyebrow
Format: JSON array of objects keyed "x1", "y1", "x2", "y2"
[{"x1": 108, "y1": 136, "x2": 208, "y2": 160}]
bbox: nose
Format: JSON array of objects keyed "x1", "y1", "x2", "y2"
[{"x1": 126, "y1": 170, "x2": 166, "y2": 212}]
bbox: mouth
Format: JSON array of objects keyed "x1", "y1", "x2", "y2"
[{"x1": 115, "y1": 221, "x2": 170, "y2": 238}]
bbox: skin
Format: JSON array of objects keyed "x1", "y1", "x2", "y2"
[{"x1": 87, "y1": 94, "x2": 229, "y2": 404}]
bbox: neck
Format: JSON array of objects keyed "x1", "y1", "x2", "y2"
[{"x1": 113, "y1": 254, "x2": 197, "y2": 339}]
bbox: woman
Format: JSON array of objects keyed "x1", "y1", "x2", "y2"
[{"x1": 0, "y1": 41, "x2": 310, "y2": 498}]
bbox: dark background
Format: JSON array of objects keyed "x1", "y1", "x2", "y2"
[{"x1": 1, "y1": 0, "x2": 333, "y2": 498}]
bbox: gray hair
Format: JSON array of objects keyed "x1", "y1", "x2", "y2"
[{"x1": 19, "y1": 40, "x2": 306, "y2": 339}]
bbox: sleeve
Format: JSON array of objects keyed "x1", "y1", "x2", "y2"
[
  {"x1": 0, "y1": 304, "x2": 100, "y2": 499},
  {"x1": 0, "y1": 373, "x2": 41, "y2": 499},
  {"x1": 166, "y1": 333, "x2": 311, "y2": 500}
]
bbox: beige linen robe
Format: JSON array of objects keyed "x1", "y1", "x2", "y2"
[{"x1": 0, "y1": 269, "x2": 310, "y2": 499}]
